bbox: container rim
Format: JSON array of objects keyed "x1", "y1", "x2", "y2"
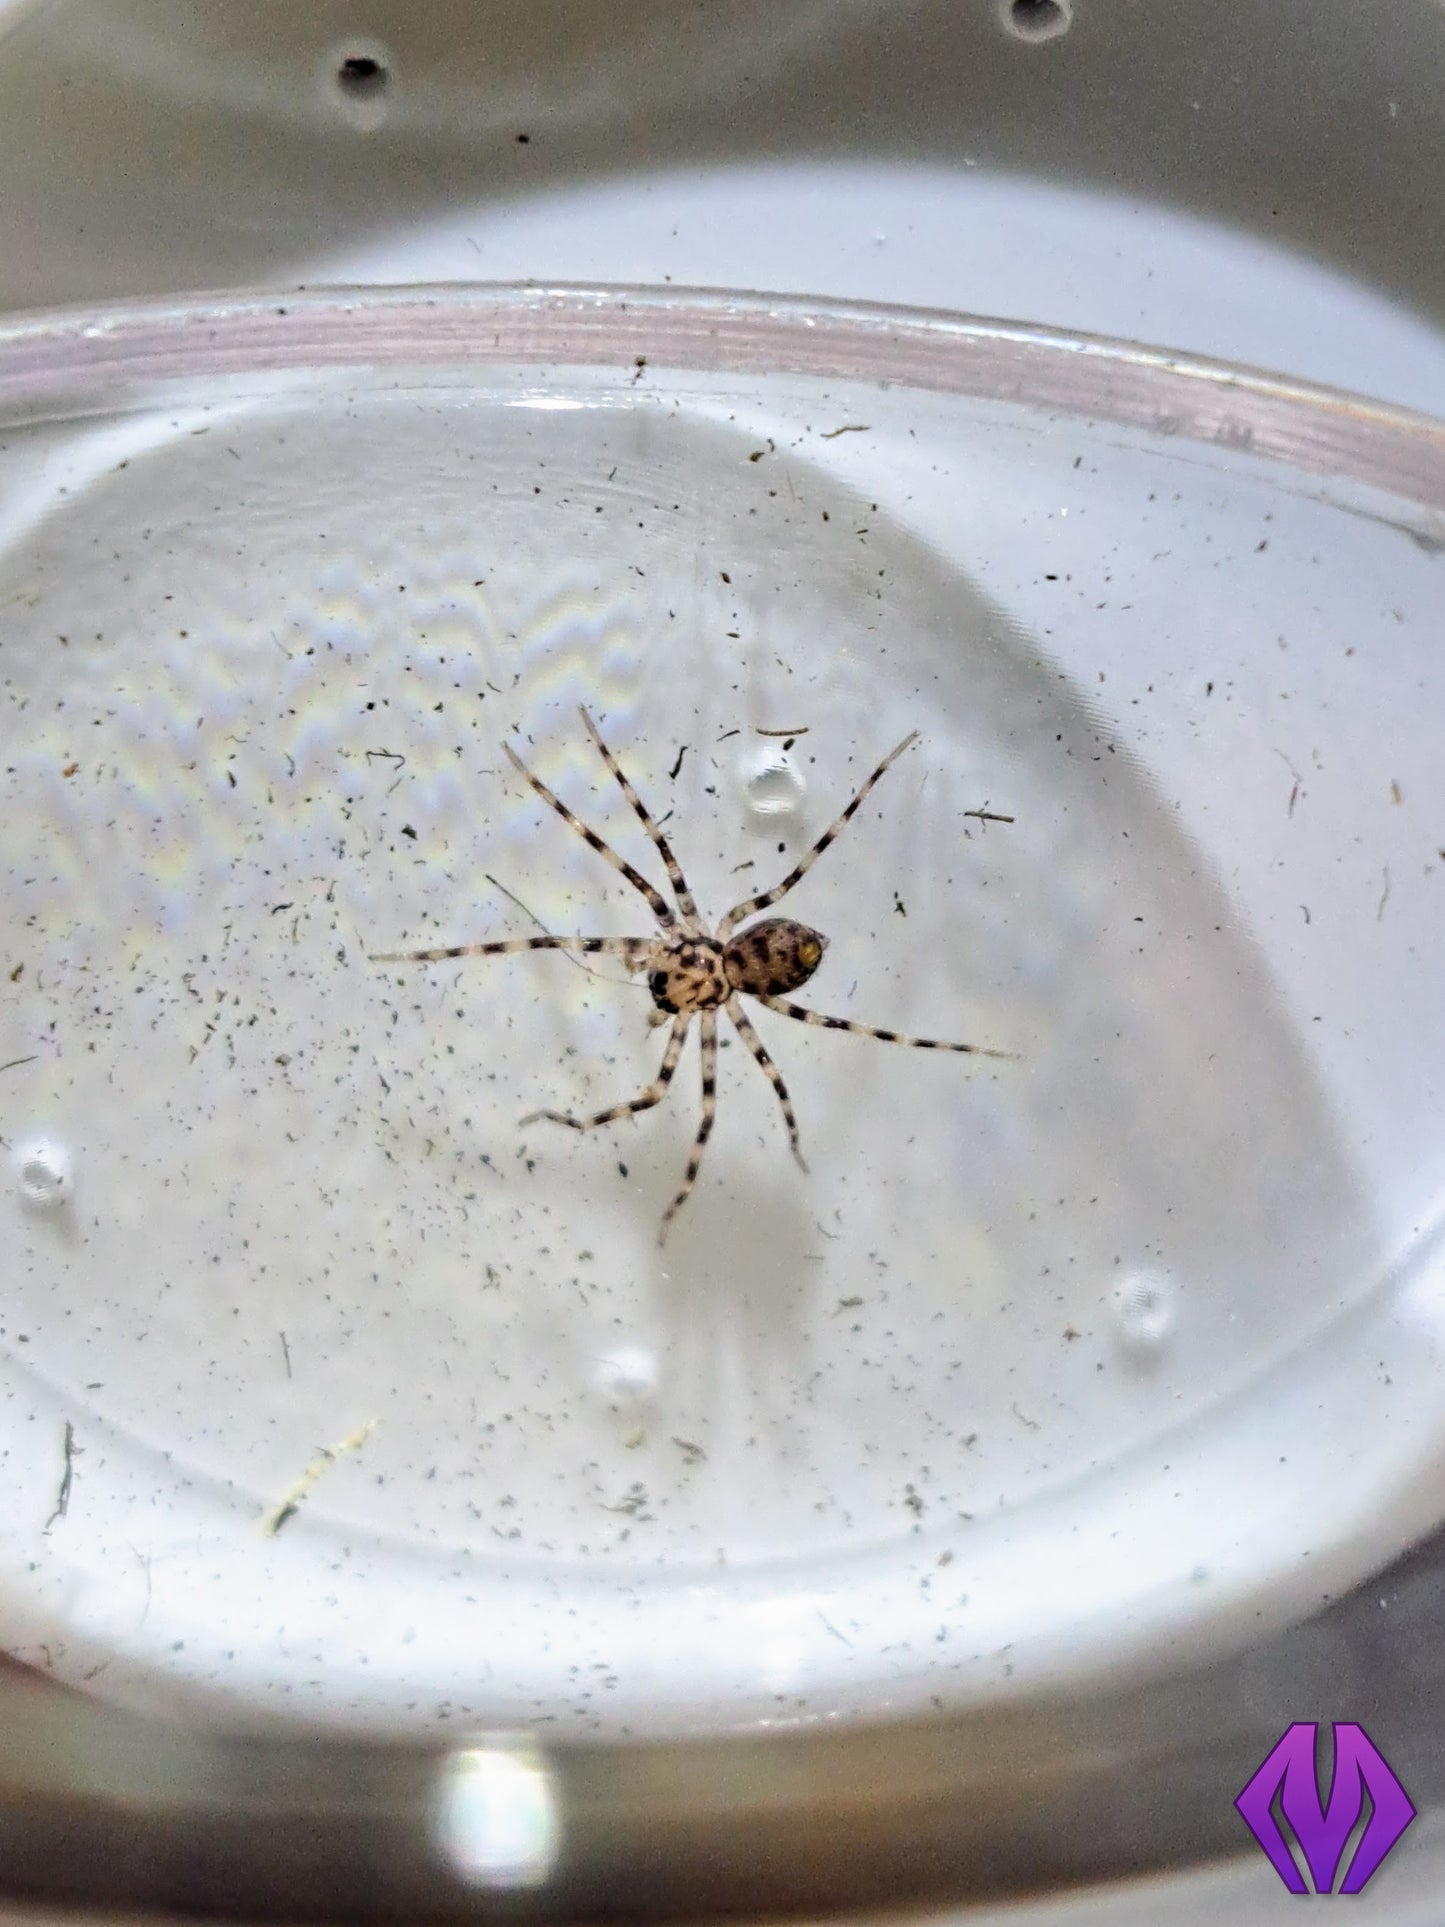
[{"x1": 0, "y1": 280, "x2": 1439, "y2": 512}]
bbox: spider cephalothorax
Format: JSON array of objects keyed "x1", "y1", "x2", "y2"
[
  {"x1": 372, "y1": 710, "x2": 1010, "y2": 1240},
  {"x1": 647, "y1": 936, "x2": 728, "y2": 1015}
]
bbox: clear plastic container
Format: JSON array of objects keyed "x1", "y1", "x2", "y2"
[{"x1": 0, "y1": 282, "x2": 1441, "y2": 1909}]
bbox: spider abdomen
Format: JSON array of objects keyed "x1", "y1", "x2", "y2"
[
  {"x1": 648, "y1": 936, "x2": 729, "y2": 1014},
  {"x1": 724, "y1": 918, "x2": 829, "y2": 997}
]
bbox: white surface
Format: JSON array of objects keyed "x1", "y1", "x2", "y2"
[{"x1": 0, "y1": 321, "x2": 1442, "y2": 1731}]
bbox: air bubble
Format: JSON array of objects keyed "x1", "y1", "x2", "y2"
[
  {"x1": 740, "y1": 746, "x2": 806, "y2": 826},
  {"x1": 1111, "y1": 1267, "x2": 1174, "y2": 1361},
  {"x1": 15, "y1": 1137, "x2": 73, "y2": 1210}
]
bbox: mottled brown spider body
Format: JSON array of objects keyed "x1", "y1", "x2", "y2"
[
  {"x1": 648, "y1": 935, "x2": 729, "y2": 1015},
  {"x1": 646, "y1": 919, "x2": 828, "y2": 1016},
  {"x1": 372, "y1": 709, "x2": 1011, "y2": 1240},
  {"x1": 724, "y1": 919, "x2": 829, "y2": 999}
]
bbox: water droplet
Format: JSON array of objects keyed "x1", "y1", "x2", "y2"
[
  {"x1": 1112, "y1": 1267, "x2": 1174, "y2": 1361},
  {"x1": 15, "y1": 1137, "x2": 73, "y2": 1209},
  {"x1": 592, "y1": 1343, "x2": 659, "y2": 1417},
  {"x1": 741, "y1": 746, "x2": 806, "y2": 826}
]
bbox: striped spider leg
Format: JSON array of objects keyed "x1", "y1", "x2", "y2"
[{"x1": 371, "y1": 709, "x2": 1011, "y2": 1241}]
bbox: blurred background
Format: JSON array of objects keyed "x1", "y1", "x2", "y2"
[{"x1": 0, "y1": 0, "x2": 1443, "y2": 407}]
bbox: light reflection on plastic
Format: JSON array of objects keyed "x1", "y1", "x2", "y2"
[
  {"x1": 745, "y1": 1594, "x2": 833, "y2": 1696},
  {"x1": 434, "y1": 1741, "x2": 561, "y2": 1890},
  {"x1": 512, "y1": 397, "x2": 587, "y2": 411}
]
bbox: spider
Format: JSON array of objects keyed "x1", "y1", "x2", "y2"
[{"x1": 371, "y1": 710, "x2": 1012, "y2": 1241}]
